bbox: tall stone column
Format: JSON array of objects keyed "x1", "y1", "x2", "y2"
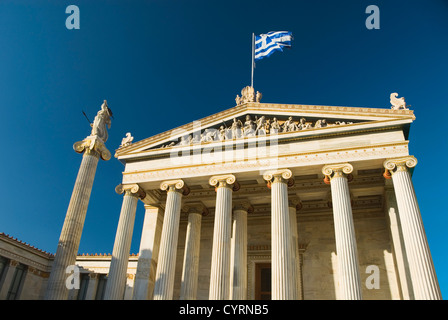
[
  {"x1": 104, "y1": 184, "x2": 146, "y2": 300},
  {"x1": 263, "y1": 169, "x2": 295, "y2": 300},
  {"x1": 288, "y1": 196, "x2": 303, "y2": 300},
  {"x1": 384, "y1": 156, "x2": 441, "y2": 300},
  {"x1": 45, "y1": 126, "x2": 112, "y2": 300},
  {"x1": 208, "y1": 174, "x2": 239, "y2": 300},
  {"x1": 180, "y1": 203, "x2": 208, "y2": 300},
  {"x1": 154, "y1": 180, "x2": 189, "y2": 300},
  {"x1": 322, "y1": 163, "x2": 362, "y2": 300},
  {"x1": 230, "y1": 200, "x2": 252, "y2": 300},
  {"x1": 133, "y1": 204, "x2": 164, "y2": 300},
  {"x1": 384, "y1": 179, "x2": 414, "y2": 300}
]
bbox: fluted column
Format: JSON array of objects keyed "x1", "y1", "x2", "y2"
[
  {"x1": 104, "y1": 184, "x2": 145, "y2": 300},
  {"x1": 133, "y1": 204, "x2": 164, "y2": 300},
  {"x1": 230, "y1": 200, "x2": 252, "y2": 300},
  {"x1": 45, "y1": 136, "x2": 111, "y2": 300},
  {"x1": 323, "y1": 163, "x2": 362, "y2": 300},
  {"x1": 153, "y1": 180, "x2": 189, "y2": 300},
  {"x1": 209, "y1": 174, "x2": 239, "y2": 300},
  {"x1": 180, "y1": 203, "x2": 208, "y2": 300},
  {"x1": 263, "y1": 169, "x2": 295, "y2": 300},
  {"x1": 384, "y1": 156, "x2": 441, "y2": 299},
  {"x1": 288, "y1": 196, "x2": 303, "y2": 300}
]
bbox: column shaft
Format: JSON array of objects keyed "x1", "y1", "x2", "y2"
[
  {"x1": 288, "y1": 202, "x2": 302, "y2": 300},
  {"x1": 391, "y1": 168, "x2": 441, "y2": 299},
  {"x1": 180, "y1": 212, "x2": 202, "y2": 300},
  {"x1": 209, "y1": 185, "x2": 233, "y2": 299},
  {"x1": 45, "y1": 152, "x2": 99, "y2": 300},
  {"x1": 104, "y1": 191, "x2": 139, "y2": 300},
  {"x1": 153, "y1": 185, "x2": 184, "y2": 299},
  {"x1": 230, "y1": 209, "x2": 248, "y2": 300},
  {"x1": 270, "y1": 179, "x2": 294, "y2": 299},
  {"x1": 133, "y1": 205, "x2": 163, "y2": 300},
  {"x1": 330, "y1": 175, "x2": 362, "y2": 299}
]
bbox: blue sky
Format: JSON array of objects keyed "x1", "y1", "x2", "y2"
[{"x1": 0, "y1": 0, "x2": 447, "y2": 299}]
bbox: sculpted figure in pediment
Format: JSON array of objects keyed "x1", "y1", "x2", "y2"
[{"x1": 231, "y1": 118, "x2": 243, "y2": 139}]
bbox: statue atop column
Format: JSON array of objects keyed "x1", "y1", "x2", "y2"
[
  {"x1": 74, "y1": 100, "x2": 112, "y2": 161},
  {"x1": 91, "y1": 100, "x2": 113, "y2": 142}
]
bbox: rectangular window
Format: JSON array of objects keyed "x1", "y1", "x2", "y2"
[{"x1": 6, "y1": 263, "x2": 27, "y2": 300}]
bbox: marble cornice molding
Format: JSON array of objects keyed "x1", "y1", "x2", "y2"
[
  {"x1": 115, "y1": 183, "x2": 146, "y2": 199},
  {"x1": 209, "y1": 174, "x2": 240, "y2": 191},
  {"x1": 383, "y1": 156, "x2": 417, "y2": 178},
  {"x1": 74, "y1": 135, "x2": 111, "y2": 161},
  {"x1": 160, "y1": 179, "x2": 190, "y2": 195},
  {"x1": 263, "y1": 169, "x2": 294, "y2": 187}
]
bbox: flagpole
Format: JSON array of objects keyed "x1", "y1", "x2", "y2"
[{"x1": 251, "y1": 32, "x2": 255, "y2": 88}]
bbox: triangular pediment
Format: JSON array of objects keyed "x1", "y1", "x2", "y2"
[{"x1": 115, "y1": 102, "x2": 415, "y2": 161}]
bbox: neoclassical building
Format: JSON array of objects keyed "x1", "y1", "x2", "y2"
[{"x1": 1, "y1": 89, "x2": 442, "y2": 300}]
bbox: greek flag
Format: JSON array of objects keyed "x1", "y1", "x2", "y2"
[{"x1": 254, "y1": 31, "x2": 293, "y2": 61}]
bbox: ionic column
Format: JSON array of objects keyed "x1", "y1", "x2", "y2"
[
  {"x1": 323, "y1": 163, "x2": 362, "y2": 300},
  {"x1": 45, "y1": 134, "x2": 111, "y2": 300},
  {"x1": 133, "y1": 204, "x2": 164, "y2": 300},
  {"x1": 180, "y1": 203, "x2": 208, "y2": 300},
  {"x1": 230, "y1": 200, "x2": 252, "y2": 300},
  {"x1": 104, "y1": 184, "x2": 146, "y2": 300},
  {"x1": 208, "y1": 174, "x2": 239, "y2": 300},
  {"x1": 288, "y1": 196, "x2": 303, "y2": 300},
  {"x1": 263, "y1": 169, "x2": 295, "y2": 300},
  {"x1": 153, "y1": 180, "x2": 189, "y2": 300},
  {"x1": 384, "y1": 156, "x2": 441, "y2": 299}
]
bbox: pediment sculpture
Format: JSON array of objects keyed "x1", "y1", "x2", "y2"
[{"x1": 160, "y1": 115, "x2": 354, "y2": 149}]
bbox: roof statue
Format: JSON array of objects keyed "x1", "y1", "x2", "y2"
[
  {"x1": 91, "y1": 100, "x2": 113, "y2": 142},
  {"x1": 390, "y1": 93, "x2": 409, "y2": 110},
  {"x1": 236, "y1": 86, "x2": 262, "y2": 105},
  {"x1": 120, "y1": 132, "x2": 134, "y2": 148}
]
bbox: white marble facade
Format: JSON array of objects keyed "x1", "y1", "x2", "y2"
[{"x1": 0, "y1": 94, "x2": 441, "y2": 300}]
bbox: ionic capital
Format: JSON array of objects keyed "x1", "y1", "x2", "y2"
[
  {"x1": 263, "y1": 169, "x2": 294, "y2": 187},
  {"x1": 383, "y1": 156, "x2": 417, "y2": 177},
  {"x1": 160, "y1": 179, "x2": 190, "y2": 196},
  {"x1": 209, "y1": 174, "x2": 240, "y2": 191},
  {"x1": 73, "y1": 136, "x2": 111, "y2": 161},
  {"x1": 115, "y1": 184, "x2": 146, "y2": 199},
  {"x1": 183, "y1": 202, "x2": 209, "y2": 216},
  {"x1": 233, "y1": 199, "x2": 254, "y2": 213},
  {"x1": 322, "y1": 163, "x2": 353, "y2": 184}
]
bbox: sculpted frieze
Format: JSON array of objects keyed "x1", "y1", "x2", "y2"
[{"x1": 159, "y1": 114, "x2": 355, "y2": 149}]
